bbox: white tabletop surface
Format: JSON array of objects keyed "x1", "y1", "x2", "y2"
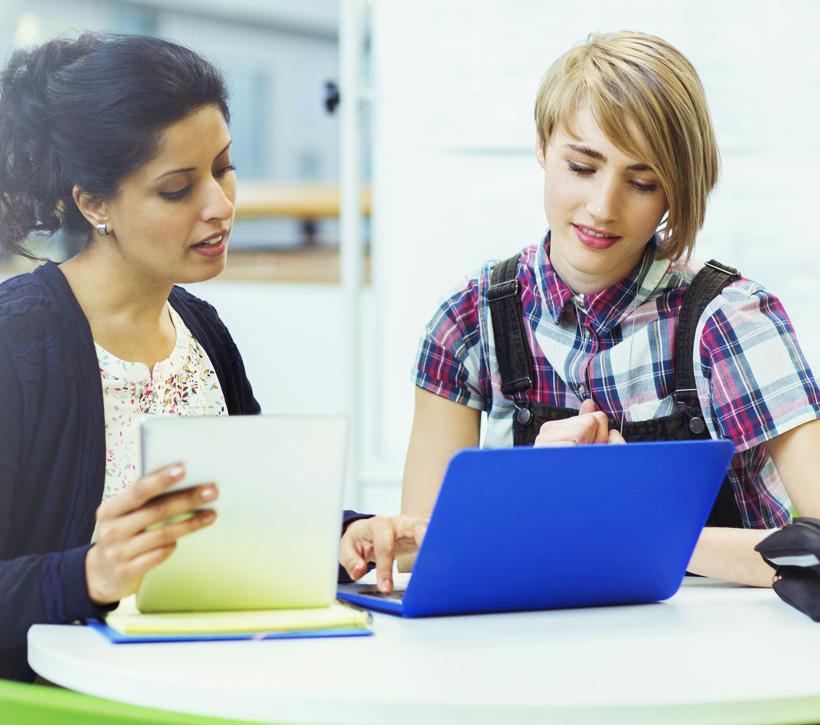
[{"x1": 28, "y1": 578, "x2": 820, "y2": 725}]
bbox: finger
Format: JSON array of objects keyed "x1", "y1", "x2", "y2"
[
  {"x1": 608, "y1": 429, "x2": 627, "y2": 444},
  {"x1": 392, "y1": 516, "x2": 429, "y2": 557},
  {"x1": 393, "y1": 515, "x2": 425, "y2": 543},
  {"x1": 110, "y1": 509, "x2": 217, "y2": 563},
  {"x1": 371, "y1": 518, "x2": 397, "y2": 593},
  {"x1": 535, "y1": 414, "x2": 604, "y2": 446},
  {"x1": 412, "y1": 519, "x2": 428, "y2": 547},
  {"x1": 119, "y1": 543, "x2": 178, "y2": 585},
  {"x1": 534, "y1": 423, "x2": 578, "y2": 447},
  {"x1": 579, "y1": 398, "x2": 597, "y2": 415},
  {"x1": 111, "y1": 484, "x2": 218, "y2": 540},
  {"x1": 534, "y1": 420, "x2": 582, "y2": 446},
  {"x1": 338, "y1": 523, "x2": 369, "y2": 580},
  {"x1": 99, "y1": 463, "x2": 188, "y2": 520},
  {"x1": 575, "y1": 415, "x2": 602, "y2": 444},
  {"x1": 589, "y1": 411, "x2": 610, "y2": 443}
]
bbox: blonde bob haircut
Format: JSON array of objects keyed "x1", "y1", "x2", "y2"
[{"x1": 534, "y1": 31, "x2": 718, "y2": 260}]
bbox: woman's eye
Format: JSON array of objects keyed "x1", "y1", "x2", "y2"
[
  {"x1": 568, "y1": 161, "x2": 594, "y2": 176},
  {"x1": 159, "y1": 187, "x2": 192, "y2": 201},
  {"x1": 215, "y1": 163, "x2": 236, "y2": 178},
  {"x1": 631, "y1": 181, "x2": 658, "y2": 194}
]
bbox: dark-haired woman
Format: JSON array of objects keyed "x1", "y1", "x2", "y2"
[{"x1": 0, "y1": 34, "x2": 371, "y2": 682}]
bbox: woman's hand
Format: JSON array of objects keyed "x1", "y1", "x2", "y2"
[
  {"x1": 534, "y1": 398, "x2": 626, "y2": 446},
  {"x1": 85, "y1": 464, "x2": 218, "y2": 606},
  {"x1": 339, "y1": 515, "x2": 428, "y2": 594}
]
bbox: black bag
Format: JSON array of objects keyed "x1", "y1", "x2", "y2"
[{"x1": 755, "y1": 517, "x2": 820, "y2": 622}]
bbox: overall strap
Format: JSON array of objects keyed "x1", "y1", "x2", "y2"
[
  {"x1": 673, "y1": 259, "x2": 741, "y2": 426},
  {"x1": 487, "y1": 255, "x2": 535, "y2": 424}
]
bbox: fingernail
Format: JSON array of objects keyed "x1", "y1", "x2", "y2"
[
  {"x1": 379, "y1": 579, "x2": 390, "y2": 593},
  {"x1": 202, "y1": 510, "x2": 217, "y2": 523},
  {"x1": 168, "y1": 464, "x2": 185, "y2": 478},
  {"x1": 200, "y1": 485, "x2": 217, "y2": 501}
]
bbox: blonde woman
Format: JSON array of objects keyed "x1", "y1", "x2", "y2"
[{"x1": 340, "y1": 32, "x2": 820, "y2": 592}]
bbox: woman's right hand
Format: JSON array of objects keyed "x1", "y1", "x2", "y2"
[
  {"x1": 534, "y1": 398, "x2": 626, "y2": 446},
  {"x1": 339, "y1": 514, "x2": 428, "y2": 594},
  {"x1": 84, "y1": 464, "x2": 218, "y2": 606}
]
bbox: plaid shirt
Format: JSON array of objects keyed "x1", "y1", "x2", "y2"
[{"x1": 414, "y1": 237, "x2": 820, "y2": 528}]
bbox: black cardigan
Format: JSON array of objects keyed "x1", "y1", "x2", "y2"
[{"x1": 0, "y1": 262, "x2": 367, "y2": 681}]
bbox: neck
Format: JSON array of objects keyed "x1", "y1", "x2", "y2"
[
  {"x1": 548, "y1": 244, "x2": 647, "y2": 295},
  {"x1": 59, "y1": 239, "x2": 173, "y2": 331}
]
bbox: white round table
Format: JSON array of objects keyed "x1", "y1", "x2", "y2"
[{"x1": 28, "y1": 579, "x2": 820, "y2": 724}]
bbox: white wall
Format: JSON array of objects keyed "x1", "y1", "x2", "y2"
[
  {"x1": 5, "y1": 1, "x2": 817, "y2": 515},
  {"x1": 186, "y1": 280, "x2": 398, "y2": 512},
  {"x1": 159, "y1": 12, "x2": 340, "y2": 184},
  {"x1": 367, "y1": 0, "x2": 820, "y2": 508}
]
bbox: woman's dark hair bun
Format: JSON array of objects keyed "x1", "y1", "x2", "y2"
[
  {"x1": 0, "y1": 33, "x2": 229, "y2": 258},
  {"x1": 0, "y1": 37, "x2": 99, "y2": 256}
]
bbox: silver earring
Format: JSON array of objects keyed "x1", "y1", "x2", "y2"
[{"x1": 96, "y1": 223, "x2": 110, "y2": 236}]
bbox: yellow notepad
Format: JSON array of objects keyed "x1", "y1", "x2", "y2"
[{"x1": 105, "y1": 598, "x2": 370, "y2": 636}]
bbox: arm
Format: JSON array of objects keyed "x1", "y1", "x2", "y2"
[
  {"x1": 682, "y1": 282, "x2": 820, "y2": 586},
  {"x1": 0, "y1": 338, "x2": 110, "y2": 667},
  {"x1": 401, "y1": 388, "x2": 481, "y2": 519},
  {"x1": 687, "y1": 419, "x2": 820, "y2": 587},
  {"x1": 340, "y1": 277, "x2": 485, "y2": 590},
  {"x1": 396, "y1": 388, "x2": 481, "y2": 573},
  {"x1": 338, "y1": 389, "x2": 480, "y2": 592},
  {"x1": 764, "y1": 418, "x2": 820, "y2": 516}
]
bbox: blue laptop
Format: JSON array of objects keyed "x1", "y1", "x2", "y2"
[{"x1": 337, "y1": 439, "x2": 735, "y2": 617}]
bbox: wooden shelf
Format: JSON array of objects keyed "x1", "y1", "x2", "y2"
[
  {"x1": 0, "y1": 248, "x2": 369, "y2": 285},
  {"x1": 236, "y1": 182, "x2": 371, "y2": 220},
  {"x1": 221, "y1": 247, "x2": 370, "y2": 284}
]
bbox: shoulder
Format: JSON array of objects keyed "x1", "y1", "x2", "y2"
[
  {"x1": 487, "y1": 244, "x2": 539, "y2": 284},
  {"x1": 168, "y1": 286, "x2": 233, "y2": 341},
  {"x1": 168, "y1": 286, "x2": 240, "y2": 362},
  {"x1": 691, "y1": 264, "x2": 783, "y2": 335},
  {"x1": 667, "y1": 261, "x2": 797, "y2": 364},
  {"x1": 662, "y1": 257, "x2": 775, "y2": 318},
  {"x1": 169, "y1": 285, "x2": 221, "y2": 322},
  {"x1": 0, "y1": 265, "x2": 69, "y2": 342},
  {"x1": 0, "y1": 265, "x2": 87, "y2": 390},
  {"x1": 439, "y1": 243, "x2": 538, "y2": 316}
]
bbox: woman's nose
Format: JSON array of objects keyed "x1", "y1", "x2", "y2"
[
  {"x1": 586, "y1": 176, "x2": 618, "y2": 224},
  {"x1": 201, "y1": 178, "x2": 235, "y2": 222}
]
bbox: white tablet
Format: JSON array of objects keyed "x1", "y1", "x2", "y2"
[{"x1": 135, "y1": 415, "x2": 348, "y2": 613}]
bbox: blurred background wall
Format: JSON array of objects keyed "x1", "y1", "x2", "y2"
[
  {"x1": 371, "y1": 0, "x2": 820, "y2": 511},
  {"x1": 1, "y1": 0, "x2": 817, "y2": 513}
]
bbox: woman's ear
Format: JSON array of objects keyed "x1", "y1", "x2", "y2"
[
  {"x1": 535, "y1": 132, "x2": 547, "y2": 169},
  {"x1": 72, "y1": 185, "x2": 111, "y2": 230}
]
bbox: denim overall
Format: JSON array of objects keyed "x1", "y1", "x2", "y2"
[{"x1": 487, "y1": 255, "x2": 743, "y2": 528}]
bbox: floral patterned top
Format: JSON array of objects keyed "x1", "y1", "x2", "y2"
[{"x1": 97, "y1": 305, "x2": 227, "y2": 501}]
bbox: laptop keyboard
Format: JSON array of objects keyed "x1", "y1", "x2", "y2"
[{"x1": 355, "y1": 584, "x2": 405, "y2": 602}]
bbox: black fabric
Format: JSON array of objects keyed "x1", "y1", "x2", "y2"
[
  {"x1": 488, "y1": 254, "x2": 743, "y2": 528},
  {"x1": 771, "y1": 571, "x2": 820, "y2": 622},
  {"x1": 756, "y1": 518, "x2": 820, "y2": 621},
  {"x1": 0, "y1": 262, "x2": 364, "y2": 681},
  {"x1": 672, "y1": 260, "x2": 740, "y2": 420},
  {"x1": 487, "y1": 256, "x2": 534, "y2": 397}
]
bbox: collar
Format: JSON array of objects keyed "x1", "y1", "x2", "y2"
[{"x1": 533, "y1": 232, "x2": 670, "y2": 335}]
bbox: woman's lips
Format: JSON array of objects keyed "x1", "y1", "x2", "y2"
[
  {"x1": 572, "y1": 223, "x2": 621, "y2": 250},
  {"x1": 191, "y1": 232, "x2": 228, "y2": 258}
]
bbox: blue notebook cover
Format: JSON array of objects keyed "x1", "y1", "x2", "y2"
[{"x1": 87, "y1": 619, "x2": 372, "y2": 644}]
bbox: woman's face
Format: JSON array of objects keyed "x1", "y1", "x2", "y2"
[
  {"x1": 99, "y1": 104, "x2": 236, "y2": 285},
  {"x1": 537, "y1": 105, "x2": 667, "y2": 294}
]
